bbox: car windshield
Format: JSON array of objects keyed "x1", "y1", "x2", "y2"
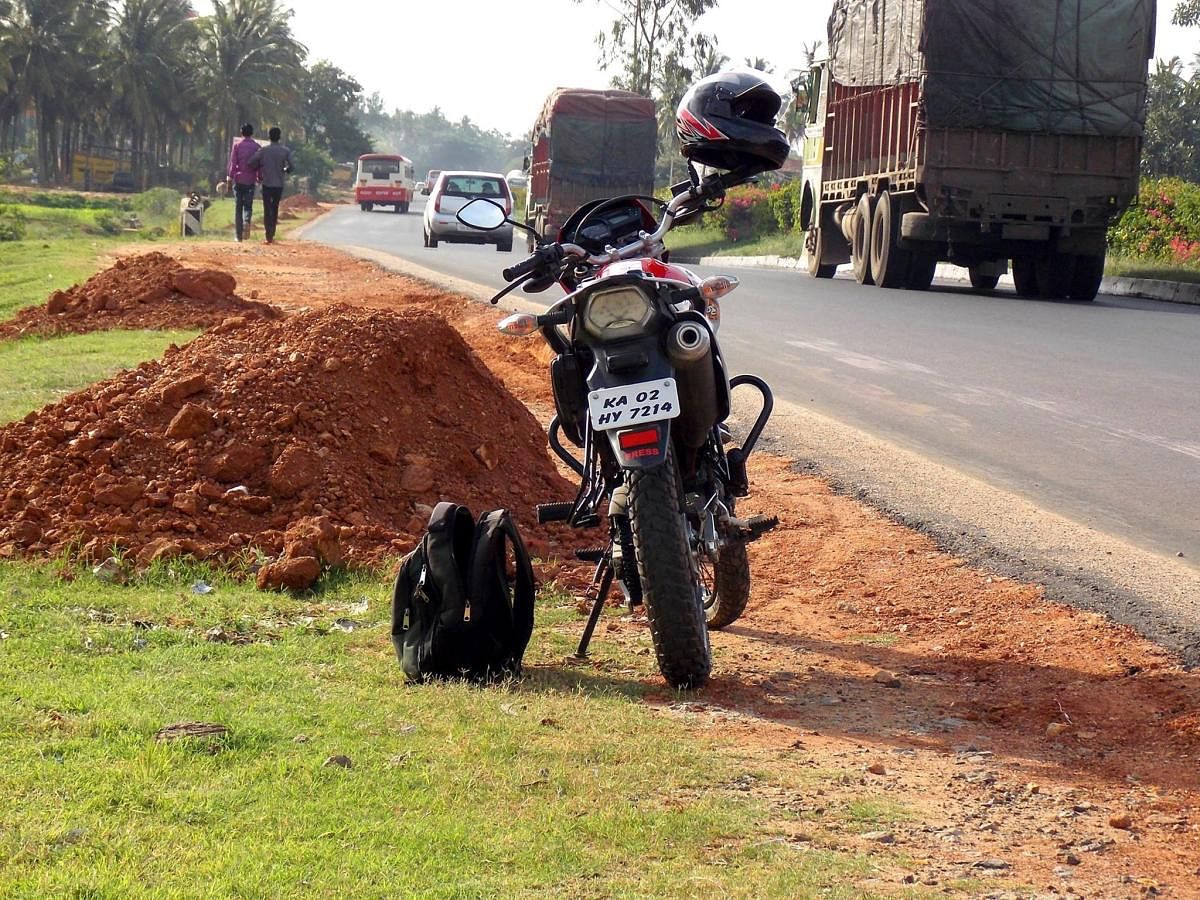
[{"x1": 442, "y1": 176, "x2": 506, "y2": 198}]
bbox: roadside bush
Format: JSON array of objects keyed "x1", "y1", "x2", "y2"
[
  {"x1": 0, "y1": 205, "x2": 27, "y2": 241},
  {"x1": 710, "y1": 184, "x2": 778, "y2": 243},
  {"x1": 91, "y1": 211, "x2": 123, "y2": 235},
  {"x1": 134, "y1": 186, "x2": 183, "y2": 219},
  {"x1": 1108, "y1": 177, "x2": 1200, "y2": 263},
  {"x1": 767, "y1": 180, "x2": 804, "y2": 232}
]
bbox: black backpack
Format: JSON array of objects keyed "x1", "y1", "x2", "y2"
[{"x1": 390, "y1": 502, "x2": 535, "y2": 682}]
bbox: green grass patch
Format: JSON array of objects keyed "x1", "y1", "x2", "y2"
[
  {"x1": 0, "y1": 238, "x2": 113, "y2": 321},
  {"x1": 0, "y1": 560, "x2": 888, "y2": 897},
  {"x1": 666, "y1": 223, "x2": 806, "y2": 260},
  {"x1": 0, "y1": 330, "x2": 198, "y2": 424},
  {"x1": 1105, "y1": 254, "x2": 1200, "y2": 284}
]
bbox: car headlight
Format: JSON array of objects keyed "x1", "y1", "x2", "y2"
[{"x1": 583, "y1": 286, "x2": 653, "y2": 339}]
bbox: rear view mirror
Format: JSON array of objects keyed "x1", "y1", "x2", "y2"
[{"x1": 457, "y1": 198, "x2": 507, "y2": 231}]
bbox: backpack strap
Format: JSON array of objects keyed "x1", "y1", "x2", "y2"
[
  {"x1": 423, "y1": 502, "x2": 476, "y2": 626},
  {"x1": 472, "y1": 509, "x2": 536, "y2": 665}
]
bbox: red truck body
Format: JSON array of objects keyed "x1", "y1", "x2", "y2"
[{"x1": 525, "y1": 89, "x2": 657, "y2": 246}]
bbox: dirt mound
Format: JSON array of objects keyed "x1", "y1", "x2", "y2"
[
  {"x1": 0, "y1": 305, "x2": 574, "y2": 586},
  {"x1": 279, "y1": 193, "x2": 320, "y2": 213},
  {"x1": 0, "y1": 252, "x2": 281, "y2": 340}
]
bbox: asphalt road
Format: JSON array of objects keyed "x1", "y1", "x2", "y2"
[{"x1": 305, "y1": 200, "x2": 1200, "y2": 564}]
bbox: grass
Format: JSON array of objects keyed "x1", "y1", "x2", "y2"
[
  {"x1": 665, "y1": 224, "x2": 806, "y2": 260},
  {"x1": 0, "y1": 238, "x2": 115, "y2": 322},
  {"x1": 0, "y1": 330, "x2": 198, "y2": 424},
  {"x1": 0, "y1": 560, "x2": 889, "y2": 897},
  {"x1": 1105, "y1": 254, "x2": 1200, "y2": 284}
]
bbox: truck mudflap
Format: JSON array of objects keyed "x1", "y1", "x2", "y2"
[{"x1": 900, "y1": 211, "x2": 1108, "y2": 256}]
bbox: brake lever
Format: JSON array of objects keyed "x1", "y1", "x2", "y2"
[{"x1": 489, "y1": 272, "x2": 534, "y2": 305}]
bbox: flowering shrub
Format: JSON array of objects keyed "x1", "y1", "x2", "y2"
[
  {"x1": 767, "y1": 180, "x2": 804, "y2": 232},
  {"x1": 1108, "y1": 177, "x2": 1200, "y2": 263},
  {"x1": 709, "y1": 184, "x2": 780, "y2": 242}
]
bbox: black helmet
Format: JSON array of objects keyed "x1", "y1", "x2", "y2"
[{"x1": 676, "y1": 71, "x2": 789, "y2": 174}]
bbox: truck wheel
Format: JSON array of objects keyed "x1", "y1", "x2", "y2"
[
  {"x1": 851, "y1": 194, "x2": 875, "y2": 285},
  {"x1": 365, "y1": 202, "x2": 374, "y2": 212},
  {"x1": 869, "y1": 191, "x2": 910, "y2": 288},
  {"x1": 393, "y1": 203, "x2": 403, "y2": 213},
  {"x1": 806, "y1": 227, "x2": 838, "y2": 279},
  {"x1": 401, "y1": 202, "x2": 410, "y2": 214},
  {"x1": 968, "y1": 266, "x2": 1000, "y2": 292},
  {"x1": 1069, "y1": 252, "x2": 1105, "y2": 301},
  {"x1": 905, "y1": 252, "x2": 937, "y2": 291},
  {"x1": 360, "y1": 202, "x2": 369, "y2": 212},
  {"x1": 1035, "y1": 253, "x2": 1075, "y2": 300},
  {"x1": 1012, "y1": 256, "x2": 1038, "y2": 297}
]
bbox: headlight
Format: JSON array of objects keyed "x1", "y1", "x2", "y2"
[{"x1": 583, "y1": 286, "x2": 653, "y2": 339}]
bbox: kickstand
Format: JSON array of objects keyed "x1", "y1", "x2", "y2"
[{"x1": 575, "y1": 555, "x2": 614, "y2": 659}]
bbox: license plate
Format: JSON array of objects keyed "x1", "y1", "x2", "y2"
[{"x1": 588, "y1": 378, "x2": 680, "y2": 431}]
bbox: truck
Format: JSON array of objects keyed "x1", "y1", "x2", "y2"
[
  {"x1": 799, "y1": 0, "x2": 1155, "y2": 300},
  {"x1": 524, "y1": 88, "x2": 657, "y2": 250}
]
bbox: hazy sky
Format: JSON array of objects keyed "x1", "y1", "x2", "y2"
[{"x1": 193, "y1": 0, "x2": 1197, "y2": 137}]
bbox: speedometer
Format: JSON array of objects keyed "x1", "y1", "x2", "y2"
[{"x1": 583, "y1": 286, "x2": 653, "y2": 338}]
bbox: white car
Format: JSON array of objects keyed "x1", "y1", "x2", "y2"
[
  {"x1": 422, "y1": 170, "x2": 514, "y2": 251},
  {"x1": 505, "y1": 169, "x2": 528, "y2": 189}
]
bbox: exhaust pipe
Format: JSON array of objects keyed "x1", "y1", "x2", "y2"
[{"x1": 666, "y1": 321, "x2": 711, "y2": 365}]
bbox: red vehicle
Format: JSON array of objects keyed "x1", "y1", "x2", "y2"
[{"x1": 355, "y1": 153, "x2": 416, "y2": 213}]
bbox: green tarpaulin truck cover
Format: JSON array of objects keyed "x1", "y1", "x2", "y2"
[{"x1": 826, "y1": 0, "x2": 1156, "y2": 136}]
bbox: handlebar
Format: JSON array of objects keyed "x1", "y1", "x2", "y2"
[{"x1": 496, "y1": 173, "x2": 739, "y2": 288}]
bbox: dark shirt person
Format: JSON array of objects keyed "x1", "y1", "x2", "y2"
[
  {"x1": 226, "y1": 123, "x2": 260, "y2": 242},
  {"x1": 250, "y1": 127, "x2": 294, "y2": 244}
]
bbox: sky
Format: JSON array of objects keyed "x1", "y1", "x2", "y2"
[{"x1": 193, "y1": 0, "x2": 1197, "y2": 137}]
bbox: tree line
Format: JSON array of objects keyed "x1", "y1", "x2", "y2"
[{"x1": 0, "y1": 0, "x2": 375, "y2": 189}]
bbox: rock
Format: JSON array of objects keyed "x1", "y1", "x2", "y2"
[
  {"x1": 135, "y1": 538, "x2": 191, "y2": 567},
  {"x1": 323, "y1": 754, "x2": 353, "y2": 769},
  {"x1": 1108, "y1": 812, "x2": 1133, "y2": 830},
  {"x1": 46, "y1": 290, "x2": 70, "y2": 315},
  {"x1": 204, "y1": 627, "x2": 230, "y2": 642},
  {"x1": 208, "y1": 443, "x2": 268, "y2": 483},
  {"x1": 973, "y1": 859, "x2": 1011, "y2": 870},
  {"x1": 159, "y1": 373, "x2": 209, "y2": 405},
  {"x1": 873, "y1": 669, "x2": 902, "y2": 688},
  {"x1": 165, "y1": 403, "x2": 215, "y2": 439},
  {"x1": 474, "y1": 442, "x2": 499, "y2": 470},
  {"x1": 400, "y1": 463, "x2": 435, "y2": 494},
  {"x1": 91, "y1": 556, "x2": 127, "y2": 583},
  {"x1": 861, "y1": 830, "x2": 895, "y2": 843},
  {"x1": 1063, "y1": 852, "x2": 1081, "y2": 865},
  {"x1": 866, "y1": 762, "x2": 887, "y2": 776},
  {"x1": 256, "y1": 555, "x2": 321, "y2": 591},
  {"x1": 172, "y1": 492, "x2": 201, "y2": 516},
  {"x1": 94, "y1": 479, "x2": 144, "y2": 509},
  {"x1": 172, "y1": 268, "x2": 236, "y2": 303},
  {"x1": 154, "y1": 722, "x2": 229, "y2": 742},
  {"x1": 1046, "y1": 722, "x2": 1071, "y2": 738},
  {"x1": 368, "y1": 441, "x2": 398, "y2": 466},
  {"x1": 268, "y1": 444, "x2": 321, "y2": 498}
]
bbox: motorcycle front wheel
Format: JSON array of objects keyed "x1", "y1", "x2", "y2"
[
  {"x1": 700, "y1": 539, "x2": 751, "y2": 629},
  {"x1": 627, "y1": 446, "x2": 712, "y2": 689}
]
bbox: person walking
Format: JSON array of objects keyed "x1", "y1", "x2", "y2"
[
  {"x1": 250, "y1": 127, "x2": 294, "y2": 244},
  {"x1": 226, "y1": 123, "x2": 260, "y2": 242}
]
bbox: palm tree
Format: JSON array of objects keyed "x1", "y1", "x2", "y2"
[
  {"x1": 0, "y1": 0, "x2": 110, "y2": 182},
  {"x1": 107, "y1": 0, "x2": 196, "y2": 186},
  {"x1": 197, "y1": 0, "x2": 306, "y2": 163}
]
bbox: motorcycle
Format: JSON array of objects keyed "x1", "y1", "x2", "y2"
[{"x1": 457, "y1": 166, "x2": 778, "y2": 689}]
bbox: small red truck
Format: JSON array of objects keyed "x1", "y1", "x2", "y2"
[
  {"x1": 524, "y1": 88, "x2": 657, "y2": 249},
  {"x1": 799, "y1": 0, "x2": 1155, "y2": 300},
  {"x1": 355, "y1": 153, "x2": 416, "y2": 213}
]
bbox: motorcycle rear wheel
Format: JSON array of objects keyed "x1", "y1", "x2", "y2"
[
  {"x1": 701, "y1": 539, "x2": 751, "y2": 630},
  {"x1": 628, "y1": 446, "x2": 712, "y2": 689}
]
